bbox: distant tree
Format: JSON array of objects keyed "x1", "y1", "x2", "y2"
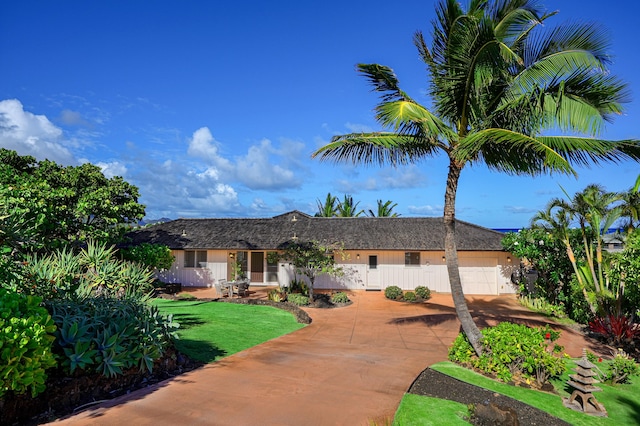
[
  {"x1": 336, "y1": 194, "x2": 364, "y2": 217},
  {"x1": 0, "y1": 149, "x2": 145, "y2": 251},
  {"x1": 315, "y1": 192, "x2": 338, "y2": 217},
  {"x1": 367, "y1": 200, "x2": 400, "y2": 217}
]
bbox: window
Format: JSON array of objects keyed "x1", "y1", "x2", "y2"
[
  {"x1": 184, "y1": 250, "x2": 207, "y2": 268},
  {"x1": 266, "y1": 251, "x2": 278, "y2": 282},
  {"x1": 405, "y1": 252, "x2": 420, "y2": 266}
]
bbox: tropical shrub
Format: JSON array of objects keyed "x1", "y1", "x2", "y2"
[
  {"x1": 331, "y1": 291, "x2": 350, "y2": 304},
  {"x1": 384, "y1": 286, "x2": 403, "y2": 300},
  {"x1": 268, "y1": 288, "x2": 287, "y2": 302},
  {"x1": 606, "y1": 349, "x2": 640, "y2": 384},
  {"x1": 288, "y1": 279, "x2": 308, "y2": 296},
  {"x1": 0, "y1": 289, "x2": 57, "y2": 398},
  {"x1": 21, "y1": 241, "x2": 155, "y2": 299},
  {"x1": 588, "y1": 314, "x2": 640, "y2": 346},
  {"x1": 414, "y1": 286, "x2": 431, "y2": 300},
  {"x1": 287, "y1": 293, "x2": 309, "y2": 306},
  {"x1": 403, "y1": 291, "x2": 417, "y2": 302},
  {"x1": 46, "y1": 296, "x2": 178, "y2": 377},
  {"x1": 448, "y1": 322, "x2": 566, "y2": 385}
]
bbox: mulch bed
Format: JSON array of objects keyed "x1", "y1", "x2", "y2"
[{"x1": 408, "y1": 368, "x2": 571, "y2": 426}]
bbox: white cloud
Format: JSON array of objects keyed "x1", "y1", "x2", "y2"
[
  {"x1": 96, "y1": 161, "x2": 128, "y2": 178},
  {"x1": 59, "y1": 109, "x2": 93, "y2": 128},
  {"x1": 236, "y1": 139, "x2": 297, "y2": 190},
  {"x1": 186, "y1": 127, "x2": 232, "y2": 171},
  {"x1": 344, "y1": 122, "x2": 373, "y2": 133},
  {"x1": 407, "y1": 204, "x2": 442, "y2": 216},
  {"x1": 0, "y1": 99, "x2": 76, "y2": 164}
]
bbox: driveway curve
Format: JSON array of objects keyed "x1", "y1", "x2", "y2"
[{"x1": 49, "y1": 291, "x2": 599, "y2": 425}]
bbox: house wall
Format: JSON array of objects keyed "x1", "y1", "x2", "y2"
[{"x1": 157, "y1": 249, "x2": 519, "y2": 295}]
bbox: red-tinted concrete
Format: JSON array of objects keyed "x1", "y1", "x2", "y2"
[{"x1": 48, "y1": 290, "x2": 602, "y2": 425}]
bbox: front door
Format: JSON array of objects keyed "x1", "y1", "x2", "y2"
[
  {"x1": 366, "y1": 255, "x2": 381, "y2": 290},
  {"x1": 250, "y1": 252, "x2": 264, "y2": 283}
]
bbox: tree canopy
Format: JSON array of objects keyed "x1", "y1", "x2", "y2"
[{"x1": 0, "y1": 148, "x2": 145, "y2": 251}]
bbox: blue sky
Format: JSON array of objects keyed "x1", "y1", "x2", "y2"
[{"x1": 1, "y1": 0, "x2": 638, "y2": 228}]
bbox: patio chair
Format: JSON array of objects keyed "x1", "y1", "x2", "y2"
[
  {"x1": 236, "y1": 279, "x2": 250, "y2": 297},
  {"x1": 214, "y1": 280, "x2": 229, "y2": 298}
]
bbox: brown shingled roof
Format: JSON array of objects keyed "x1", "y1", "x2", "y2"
[{"x1": 126, "y1": 210, "x2": 505, "y2": 251}]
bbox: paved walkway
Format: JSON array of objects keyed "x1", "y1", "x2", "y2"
[{"x1": 50, "y1": 289, "x2": 601, "y2": 425}]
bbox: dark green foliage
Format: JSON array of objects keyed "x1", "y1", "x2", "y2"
[
  {"x1": 384, "y1": 285, "x2": 403, "y2": 300},
  {"x1": 414, "y1": 286, "x2": 431, "y2": 300},
  {"x1": 404, "y1": 291, "x2": 417, "y2": 302},
  {"x1": 448, "y1": 322, "x2": 566, "y2": 385},
  {"x1": 0, "y1": 289, "x2": 57, "y2": 398},
  {"x1": 0, "y1": 148, "x2": 145, "y2": 251},
  {"x1": 120, "y1": 243, "x2": 174, "y2": 271},
  {"x1": 287, "y1": 293, "x2": 310, "y2": 306},
  {"x1": 46, "y1": 297, "x2": 179, "y2": 377},
  {"x1": 288, "y1": 279, "x2": 308, "y2": 296},
  {"x1": 330, "y1": 291, "x2": 350, "y2": 303}
]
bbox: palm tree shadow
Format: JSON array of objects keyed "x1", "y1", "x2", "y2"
[
  {"x1": 617, "y1": 394, "x2": 640, "y2": 420},
  {"x1": 173, "y1": 338, "x2": 226, "y2": 363},
  {"x1": 170, "y1": 313, "x2": 205, "y2": 328}
]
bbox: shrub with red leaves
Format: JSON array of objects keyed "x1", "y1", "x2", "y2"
[{"x1": 589, "y1": 315, "x2": 640, "y2": 345}]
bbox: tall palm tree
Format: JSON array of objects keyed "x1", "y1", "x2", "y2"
[
  {"x1": 368, "y1": 199, "x2": 400, "y2": 217},
  {"x1": 312, "y1": 0, "x2": 640, "y2": 355},
  {"x1": 336, "y1": 194, "x2": 364, "y2": 217},
  {"x1": 315, "y1": 192, "x2": 338, "y2": 217}
]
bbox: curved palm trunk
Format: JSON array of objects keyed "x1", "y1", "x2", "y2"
[{"x1": 444, "y1": 160, "x2": 484, "y2": 356}]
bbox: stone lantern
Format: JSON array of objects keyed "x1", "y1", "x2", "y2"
[{"x1": 563, "y1": 351, "x2": 607, "y2": 416}]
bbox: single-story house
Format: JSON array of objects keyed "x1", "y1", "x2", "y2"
[{"x1": 127, "y1": 211, "x2": 519, "y2": 295}]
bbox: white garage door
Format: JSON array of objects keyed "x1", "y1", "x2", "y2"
[{"x1": 459, "y1": 257, "x2": 498, "y2": 294}]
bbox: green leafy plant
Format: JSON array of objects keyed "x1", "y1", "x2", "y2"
[
  {"x1": 268, "y1": 288, "x2": 287, "y2": 302},
  {"x1": 47, "y1": 296, "x2": 178, "y2": 377},
  {"x1": 448, "y1": 322, "x2": 566, "y2": 385},
  {"x1": 331, "y1": 291, "x2": 350, "y2": 304},
  {"x1": 519, "y1": 295, "x2": 566, "y2": 318},
  {"x1": 404, "y1": 291, "x2": 417, "y2": 302},
  {"x1": 287, "y1": 293, "x2": 310, "y2": 306},
  {"x1": 414, "y1": 286, "x2": 431, "y2": 300},
  {"x1": 0, "y1": 288, "x2": 57, "y2": 398},
  {"x1": 606, "y1": 349, "x2": 640, "y2": 384},
  {"x1": 288, "y1": 278, "x2": 308, "y2": 296},
  {"x1": 119, "y1": 243, "x2": 174, "y2": 271},
  {"x1": 384, "y1": 286, "x2": 403, "y2": 300}
]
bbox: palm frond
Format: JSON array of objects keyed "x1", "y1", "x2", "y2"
[
  {"x1": 312, "y1": 133, "x2": 440, "y2": 167},
  {"x1": 357, "y1": 64, "x2": 412, "y2": 103},
  {"x1": 454, "y1": 128, "x2": 575, "y2": 175}
]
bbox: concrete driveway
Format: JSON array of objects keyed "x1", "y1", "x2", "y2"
[{"x1": 49, "y1": 290, "x2": 600, "y2": 425}]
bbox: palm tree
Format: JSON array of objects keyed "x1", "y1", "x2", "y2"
[
  {"x1": 315, "y1": 192, "x2": 338, "y2": 217},
  {"x1": 312, "y1": 0, "x2": 640, "y2": 355},
  {"x1": 336, "y1": 194, "x2": 364, "y2": 217},
  {"x1": 368, "y1": 200, "x2": 400, "y2": 217},
  {"x1": 619, "y1": 174, "x2": 640, "y2": 233},
  {"x1": 531, "y1": 200, "x2": 597, "y2": 315}
]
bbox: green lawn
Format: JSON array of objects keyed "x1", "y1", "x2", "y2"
[
  {"x1": 393, "y1": 361, "x2": 640, "y2": 426},
  {"x1": 153, "y1": 299, "x2": 306, "y2": 362}
]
